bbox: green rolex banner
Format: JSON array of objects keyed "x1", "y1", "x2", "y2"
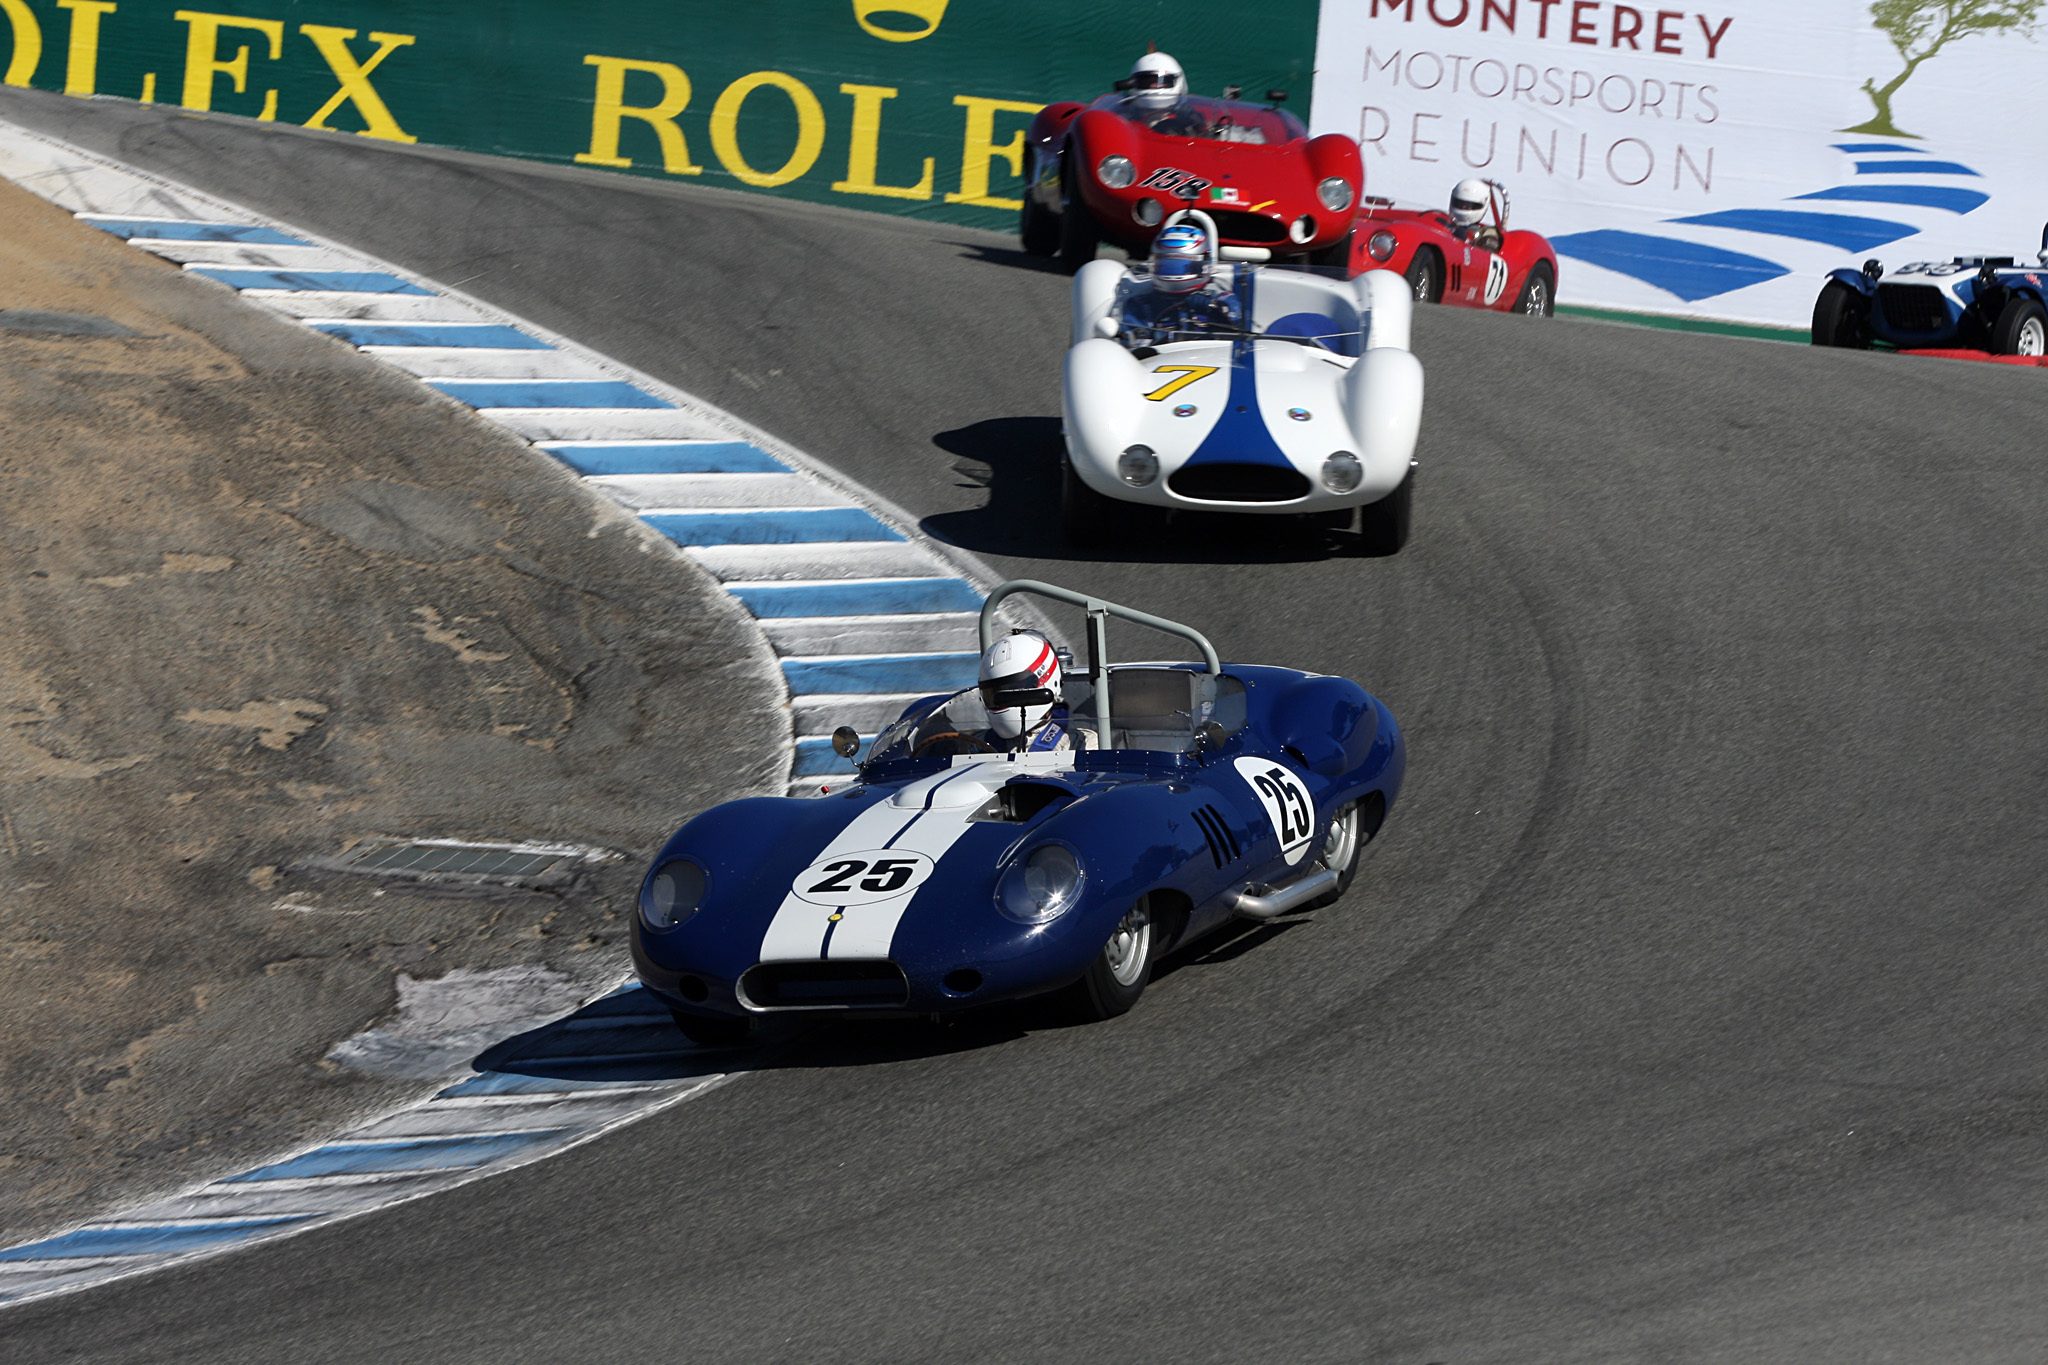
[{"x1": 0, "y1": 0, "x2": 1317, "y2": 230}]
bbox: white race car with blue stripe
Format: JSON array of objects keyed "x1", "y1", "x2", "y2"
[{"x1": 1061, "y1": 214, "x2": 1425, "y2": 552}]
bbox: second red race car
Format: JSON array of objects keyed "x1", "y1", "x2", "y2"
[
  {"x1": 1022, "y1": 50, "x2": 1364, "y2": 275},
  {"x1": 1341, "y1": 178, "x2": 1558, "y2": 316}
]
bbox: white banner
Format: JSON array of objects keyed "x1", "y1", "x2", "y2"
[{"x1": 1310, "y1": 0, "x2": 2046, "y2": 326}]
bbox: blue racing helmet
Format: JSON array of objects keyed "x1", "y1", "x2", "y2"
[{"x1": 1151, "y1": 223, "x2": 1211, "y2": 294}]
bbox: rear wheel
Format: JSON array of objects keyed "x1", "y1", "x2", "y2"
[
  {"x1": 1403, "y1": 248, "x2": 1442, "y2": 303},
  {"x1": 1062, "y1": 899, "x2": 1155, "y2": 1021},
  {"x1": 1991, "y1": 294, "x2": 2047, "y2": 356},
  {"x1": 1357, "y1": 466, "x2": 1414, "y2": 556},
  {"x1": 1061, "y1": 456, "x2": 1118, "y2": 547},
  {"x1": 1514, "y1": 261, "x2": 1555, "y2": 316},
  {"x1": 1811, "y1": 280, "x2": 1871, "y2": 348},
  {"x1": 669, "y1": 1008, "x2": 750, "y2": 1047},
  {"x1": 1056, "y1": 166, "x2": 1098, "y2": 275}
]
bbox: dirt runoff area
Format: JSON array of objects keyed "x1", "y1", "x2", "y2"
[{"x1": 0, "y1": 176, "x2": 785, "y2": 1246}]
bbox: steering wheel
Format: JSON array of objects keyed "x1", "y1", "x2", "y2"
[{"x1": 912, "y1": 731, "x2": 996, "y2": 757}]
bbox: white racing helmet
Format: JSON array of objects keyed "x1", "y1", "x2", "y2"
[
  {"x1": 1449, "y1": 178, "x2": 1492, "y2": 229},
  {"x1": 1129, "y1": 51, "x2": 1185, "y2": 113},
  {"x1": 978, "y1": 631, "x2": 1062, "y2": 741}
]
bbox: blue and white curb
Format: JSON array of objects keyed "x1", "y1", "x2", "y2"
[{"x1": 0, "y1": 120, "x2": 1023, "y2": 1303}]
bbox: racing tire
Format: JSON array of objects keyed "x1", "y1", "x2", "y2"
[
  {"x1": 1811, "y1": 280, "x2": 1872, "y2": 349},
  {"x1": 1356, "y1": 466, "x2": 1414, "y2": 556},
  {"x1": 1403, "y1": 248, "x2": 1443, "y2": 304},
  {"x1": 1061, "y1": 456, "x2": 1119, "y2": 547},
  {"x1": 1020, "y1": 163, "x2": 1060, "y2": 257},
  {"x1": 1307, "y1": 792, "x2": 1385, "y2": 909},
  {"x1": 1061, "y1": 899, "x2": 1155, "y2": 1022},
  {"x1": 1514, "y1": 261, "x2": 1556, "y2": 317},
  {"x1": 1056, "y1": 167, "x2": 1098, "y2": 275},
  {"x1": 669, "y1": 1008, "x2": 750, "y2": 1048},
  {"x1": 1991, "y1": 294, "x2": 2047, "y2": 357}
]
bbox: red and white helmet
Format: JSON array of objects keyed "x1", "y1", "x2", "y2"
[
  {"x1": 978, "y1": 631, "x2": 1062, "y2": 741},
  {"x1": 1129, "y1": 51, "x2": 1185, "y2": 113}
]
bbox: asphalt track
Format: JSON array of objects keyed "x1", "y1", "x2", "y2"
[{"x1": 5, "y1": 91, "x2": 2048, "y2": 1363}]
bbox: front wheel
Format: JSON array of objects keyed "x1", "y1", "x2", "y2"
[
  {"x1": 1061, "y1": 456, "x2": 1119, "y2": 547},
  {"x1": 1514, "y1": 261, "x2": 1555, "y2": 316},
  {"x1": 1056, "y1": 169, "x2": 1099, "y2": 275},
  {"x1": 1356, "y1": 466, "x2": 1414, "y2": 556},
  {"x1": 1991, "y1": 294, "x2": 2047, "y2": 356},
  {"x1": 1020, "y1": 158, "x2": 1060, "y2": 257},
  {"x1": 1811, "y1": 280, "x2": 1871, "y2": 348},
  {"x1": 1061, "y1": 899, "x2": 1155, "y2": 1021},
  {"x1": 1404, "y1": 248, "x2": 1442, "y2": 304}
]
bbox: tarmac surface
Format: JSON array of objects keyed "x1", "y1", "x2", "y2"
[{"x1": 4, "y1": 89, "x2": 2047, "y2": 1362}]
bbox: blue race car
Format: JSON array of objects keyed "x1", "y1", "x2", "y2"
[
  {"x1": 631, "y1": 581, "x2": 1405, "y2": 1044},
  {"x1": 1813, "y1": 222, "x2": 2048, "y2": 356}
]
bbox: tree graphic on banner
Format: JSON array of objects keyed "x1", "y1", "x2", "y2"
[{"x1": 1849, "y1": 0, "x2": 2042, "y2": 136}]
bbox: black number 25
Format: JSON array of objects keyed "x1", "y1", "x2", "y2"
[
  {"x1": 808, "y1": 856, "x2": 918, "y2": 896},
  {"x1": 1254, "y1": 769, "x2": 1311, "y2": 844}
]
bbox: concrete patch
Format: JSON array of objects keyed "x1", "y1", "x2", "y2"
[{"x1": 324, "y1": 966, "x2": 586, "y2": 1080}]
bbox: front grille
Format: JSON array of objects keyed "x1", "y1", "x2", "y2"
[
  {"x1": 739, "y1": 960, "x2": 909, "y2": 1009},
  {"x1": 1877, "y1": 283, "x2": 1949, "y2": 333},
  {"x1": 1204, "y1": 209, "x2": 1289, "y2": 245},
  {"x1": 1169, "y1": 462, "x2": 1311, "y2": 503}
]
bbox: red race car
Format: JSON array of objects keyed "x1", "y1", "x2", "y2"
[
  {"x1": 1340, "y1": 179, "x2": 1558, "y2": 316},
  {"x1": 1021, "y1": 51, "x2": 1364, "y2": 275}
]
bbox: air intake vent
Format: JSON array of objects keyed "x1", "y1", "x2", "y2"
[
  {"x1": 1191, "y1": 805, "x2": 1241, "y2": 868},
  {"x1": 1169, "y1": 463, "x2": 1311, "y2": 503},
  {"x1": 739, "y1": 960, "x2": 910, "y2": 1010},
  {"x1": 1876, "y1": 283, "x2": 1949, "y2": 333},
  {"x1": 1204, "y1": 209, "x2": 1289, "y2": 245}
]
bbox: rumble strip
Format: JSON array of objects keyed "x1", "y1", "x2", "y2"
[{"x1": 0, "y1": 121, "x2": 1015, "y2": 1306}]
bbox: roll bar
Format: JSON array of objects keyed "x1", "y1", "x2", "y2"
[{"x1": 979, "y1": 580, "x2": 1222, "y2": 751}]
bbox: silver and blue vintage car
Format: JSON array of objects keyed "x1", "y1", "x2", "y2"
[{"x1": 1813, "y1": 223, "x2": 2048, "y2": 357}]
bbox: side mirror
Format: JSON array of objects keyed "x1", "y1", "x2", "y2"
[
  {"x1": 1195, "y1": 721, "x2": 1227, "y2": 754},
  {"x1": 1862, "y1": 258, "x2": 1883, "y2": 281},
  {"x1": 831, "y1": 726, "x2": 862, "y2": 759},
  {"x1": 1265, "y1": 89, "x2": 1288, "y2": 104},
  {"x1": 1223, "y1": 84, "x2": 1243, "y2": 100},
  {"x1": 1093, "y1": 314, "x2": 1121, "y2": 339}
]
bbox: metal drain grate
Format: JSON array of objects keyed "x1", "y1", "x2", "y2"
[{"x1": 300, "y1": 838, "x2": 620, "y2": 889}]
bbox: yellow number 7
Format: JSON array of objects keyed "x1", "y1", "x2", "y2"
[{"x1": 1142, "y1": 366, "x2": 1218, "y2": 402}]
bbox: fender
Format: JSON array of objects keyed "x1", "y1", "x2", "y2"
[
  {"x1": 1345, "y1": 346, "x2": 1423, "y2": 485},
  {"x1": 1305, "y1": 133, "x2": 1364, "y2": 197},
  {"x1": 1062, "y1": 336, "x2": 1148, "y2": 494},
  {"x1": 1071, "y1": 257, "x2": 1127, "y2": 347},
  {"x1": 1825, "y1": 267, "x2": 1877, "y2": 299}
]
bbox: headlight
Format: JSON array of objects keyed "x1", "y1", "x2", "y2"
[
  {"x1": 642, "y1": 859, "x2": 707, "y2": 931},
  {"x1": 997, "y1": 844, "x2": 1084, "y2": 924},
  {"x1": 1097, "y1": 155, "x2": 1135, "y2": 189},
  {"x1": 1317, "y1": 177, "x2": 1354, "y2": 212},
  {"x1": 1321, "y1": 451, "x2": 1363, "y2": 494},
  {"x1": 1118, "y1": 444, "x2": 1159, "y2": 487},
  {"x1": 1367, "y1": 230, "x2": 1397, "y2": 261},
  {"x1": 1290, "y1": 214, "x2": 1316, "y2": 244},
  {"x1": 1132, "y1": 196, "x2": 1163, "y2": 226}
]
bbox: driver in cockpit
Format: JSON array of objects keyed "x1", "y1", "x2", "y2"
[
  {"x1": 1118, "y1": 223, "x2": 1242, "y2": 344},
  {"x1": 1120, "y1": 51, "x2": 1208, "y2": 138},
  {"x1": 972, "y1": 631, "x2": 1079, "y2": 753}
]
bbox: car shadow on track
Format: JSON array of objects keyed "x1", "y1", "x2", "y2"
[
  {"x1": 471, "y1": 921, "x2": 1313, "y2": 1081},
  {"x1": 949, "y1": 240, "x2": 1076, "y2": 274},
  {"x1": 921, "y1": 416, "x2": 1397, "y2": 564}
]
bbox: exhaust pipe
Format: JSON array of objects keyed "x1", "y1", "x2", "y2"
[{"x1": 1229, "y1": 867, "x2": 1339, "y2": 920}]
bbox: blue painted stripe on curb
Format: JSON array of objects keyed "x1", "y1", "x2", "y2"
[
  {"x1": 1852, "y1": 160, "x2": 1979, "y2": 177},
  {"x1": 0, "y1": 1217, "x2": 316, "y2": 1262},
  {"x1": 781, "y1": 653, "x2": 980, "y2": 696},
  {"x1": 1668, "y1": 209, "x2": 1918, "y2": 252},
  {"x1": 430, "y1": 379, "x2": 673, "y2": 409},
  {"x1": 1793, "y1": 184, "x2": 1990, "y2": 214},
  {"x1": 188, "y1": 268, "x2": 431, "y2": 294},
  {"x1": 794, "y1": 735, "x2": 869, "y2": 777},
  {"x1": 80, "y1": 218, "x2": 311, "y2": 245},
  {"x1": 1831, "y1": 142, "x2": 1920, "y2": 154},
  {"x1": 314, "y1": 323, "x2": 551, "y2": 349},
  {"x1": 438, "y1": 1072, "x2": 660, "y2": 1098},
  {"x1": 644, "y1": 508, "x2": 903, "y2": 547},
  {"x1": 541, "y1": 442, "x2": 787, "y2": 475},
  {"x1": 221, "y1": 1130, "x2": 571, "y2": 1182},
  {"x1": 731, "y1": 578, "x2": 982, "y2": 618}
]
